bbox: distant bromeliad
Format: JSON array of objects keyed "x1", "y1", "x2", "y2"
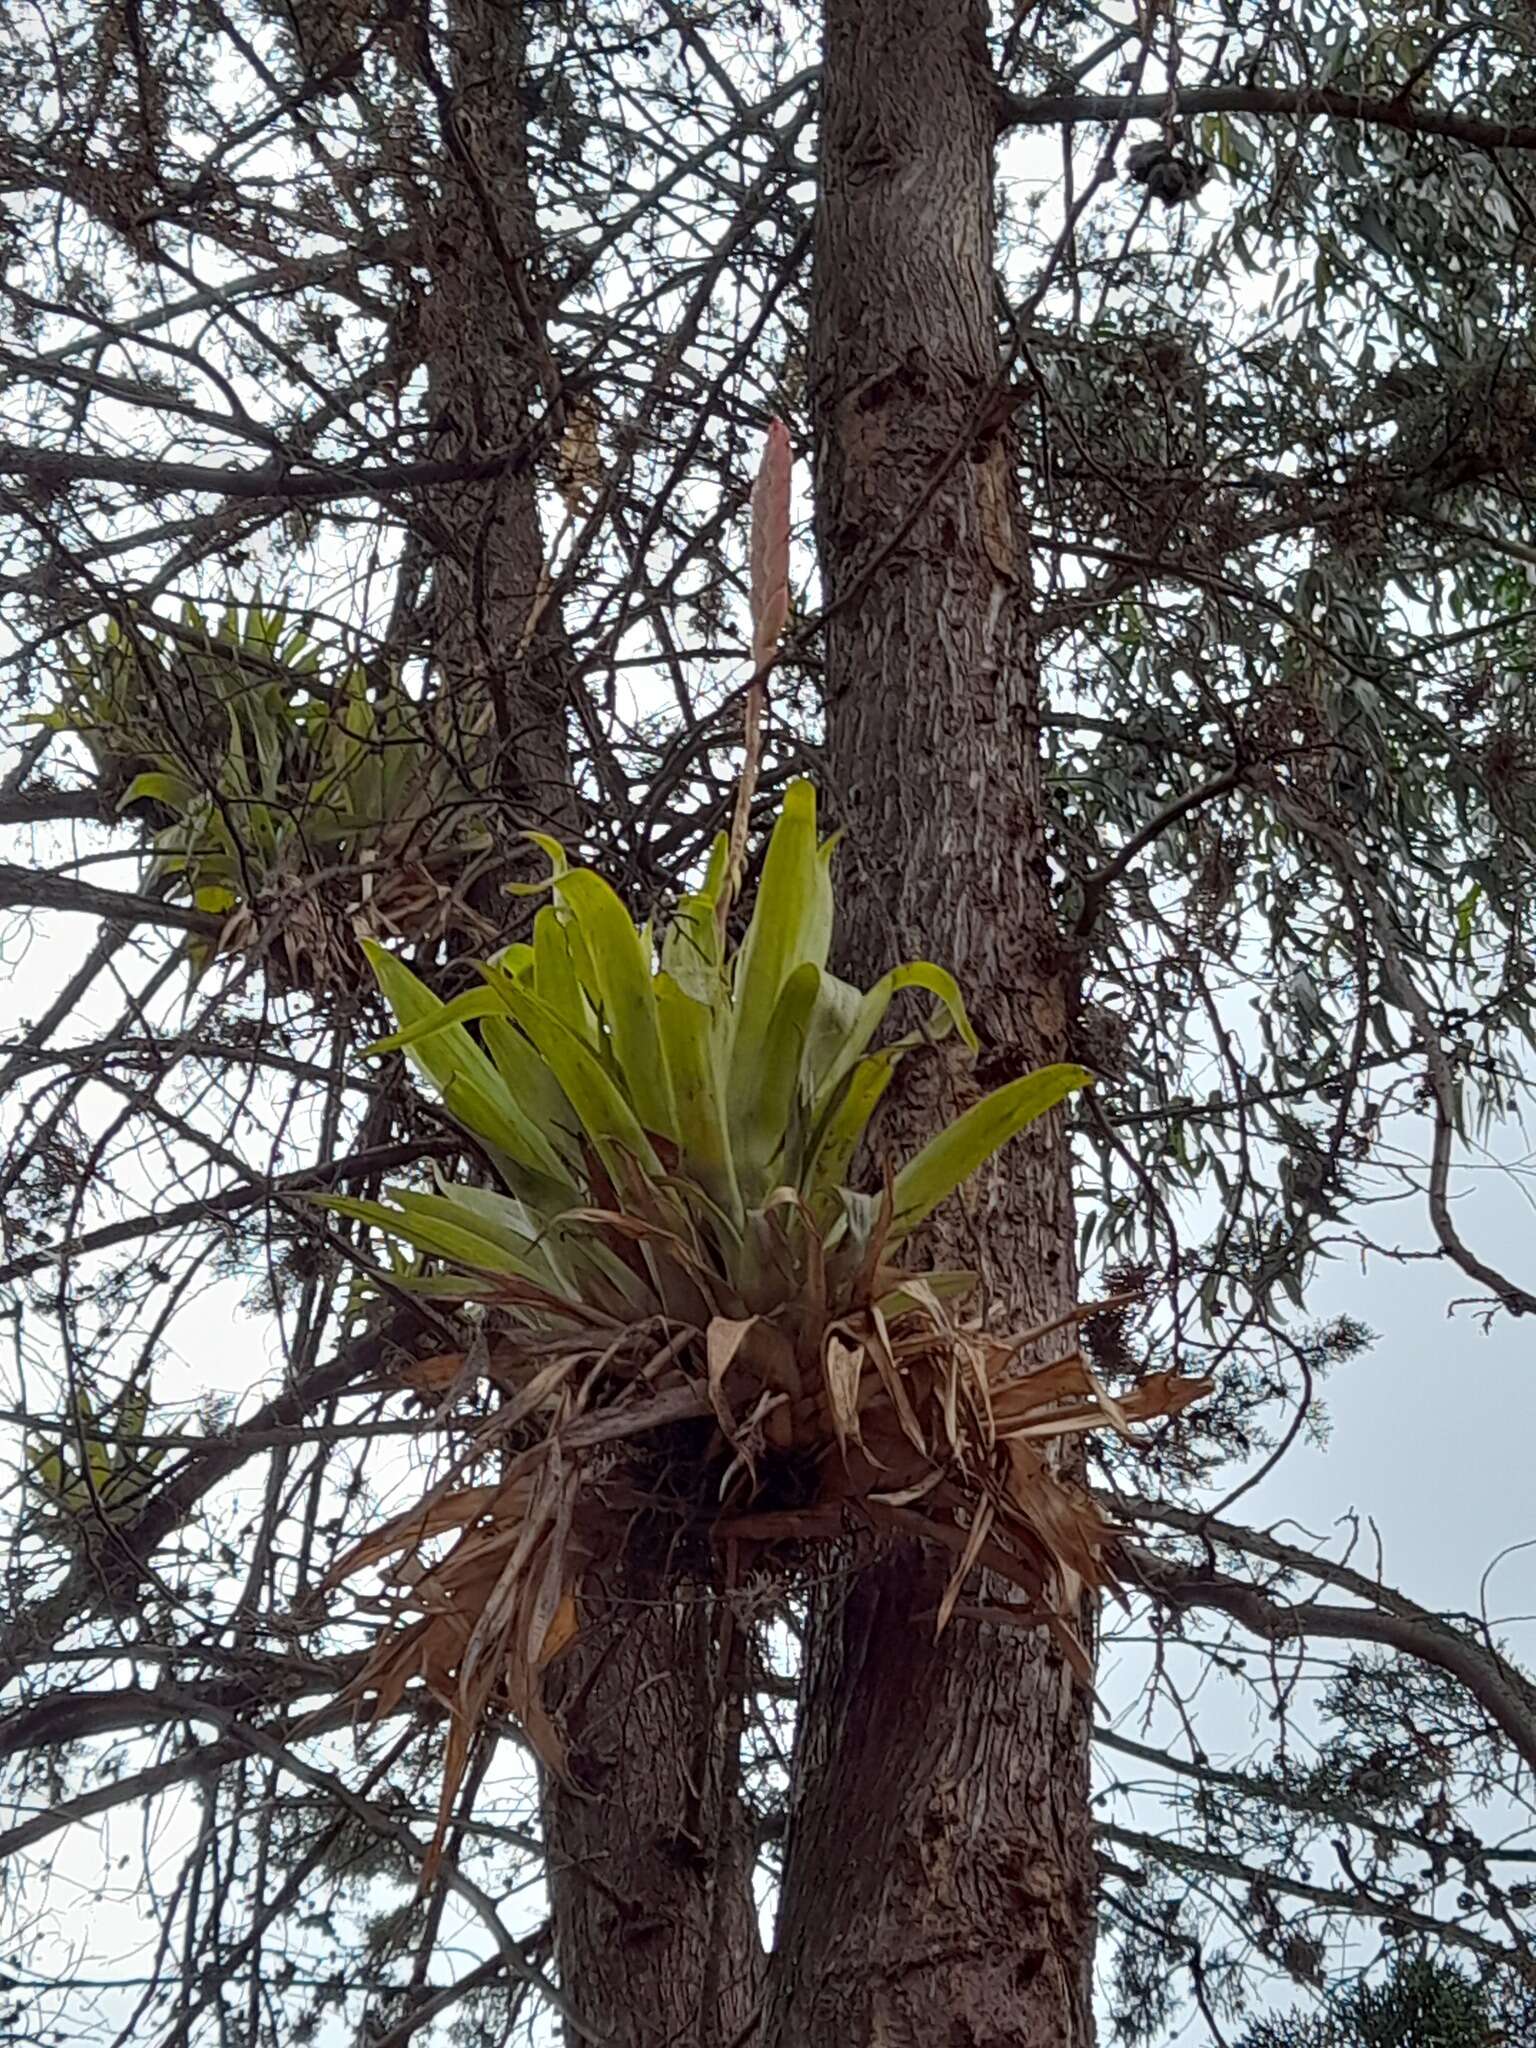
[
  {"x1": 41, "y1": 603, "x2": 503, "y2": 990},
  {"x1": 317, "y1": 780, "x2": 1210, "y2": 1883}
]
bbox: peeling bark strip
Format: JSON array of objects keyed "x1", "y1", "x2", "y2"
[{"x1": 764, "y1": 3, "x2": 1096, "y2": 2044}]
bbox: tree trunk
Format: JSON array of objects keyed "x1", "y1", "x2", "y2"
[
  {"x1": 410, "y1": 11, "x2": 763, "y2": 2039},
  {"x1": 416, "y1": 0, "x2": 577, "y2": 842},
  {"x1": 542, "y1": 1565, "x2": 764, "y2": 2047},
  {"x1": 764, "y1": 3, "x2": 1097, "y2": 2043}
]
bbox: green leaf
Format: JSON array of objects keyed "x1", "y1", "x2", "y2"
[
  {"x1": 727, "y1": 779, "x2": 832, "y2": 1117},
  {"x1": 390, "y1": 1187, "x2": 565, "y2": 1289},
  {"x1": 813, "y1": 959, "x2": 976, "y2": 1107},
  {"x1": 1453, "y1": 881, "x2": 1482, "y2": 963},
  {"x1": 505, "y1": 830, "x2": 569, "y2": 896},
  {"x1": 362, "y1": 941, "x2": 570, "y2": 1181},
  {"x1": 803, "y1": 1047, "x2": 901, "y2": 1194},
  {"x1": 888, "y1": 1064, "x2": 1093, "y2": 1237},
  {"x1": 733, "y1": 959, "x2": 821, "y2": 1194},
  {"x1": 800, "y1": 971, "x2": 864, "y2": 1093},
  {"x1": 656, "y1": 971, "x2": 741, "y2": 1219},
  {"x1": 530, "y1": 907, "x2": 589, "y2": 1038},
  {"x1": 660, "y1": 835, "x2": 729, "y2": 1005},
  {"x1": 117, "y1": 1382, "x2": 150, "y2": 1452},
  {"x1": 432, "y1": 1179, "x2": 643, "y2": 1309},
  {"x1": 479, "y1": 1013, "x2": 582, "y2": 1171},
  {"x1": 490, "y1": 978, "x2": 663, "y2": 1177},
  {"x1": 488, "y1": 939, "x2": 536, "y2": 986},
  {"x1": 875, "y1": 1269, "x2": 975, "y2": 1318},
  {"x1": 363, "y1": 987, "x2": 505, "y2": 1056},
  {"x1": 317, "y1": 1191, "x2": 547, "y2": 1281},
  {"x1": 551, "y1": 868, "x2": 676, "y2": 1135},
  {"x1": 118, "y1": 770, "x2": 197, "y2": 814}
]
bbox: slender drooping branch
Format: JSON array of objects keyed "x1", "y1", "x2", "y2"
[
  {"x1": 1099, "y1": 1821, "x2": 1531, "y2": 1972},
  {"x1": 1072, "y1": 765, "x2": 1244, "y2": 939},
  {"x1": 1114, "y1": 1496, "x2": 1536, "y2": 1779},
  {"x1": 1271, "y1": 789, "x2": 1536, "y2": 1319},
  {"x1": 0, "y1": 1137, "x2": 460, "y2": 1286}
]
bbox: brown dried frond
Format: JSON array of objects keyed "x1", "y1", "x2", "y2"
[{"x1": 320, "y1": 1228, "x2": 1208, "y2": 1888}]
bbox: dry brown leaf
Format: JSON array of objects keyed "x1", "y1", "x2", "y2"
[
  {"x1": 537, "y1": 1588, "x2": 580, "y2": 1667},
  {"x1": 705, "y1": 1315, "x2": 759, "y2": 1446},
  {"x1": 863, "y1": 1304, "x2": 927, "y2": 1455},
  {"x1": 325, "y1": 1482, "x2": 518, "y2": 1590},
  {"x1": 749, "y1": 418, "x2": 792, "y2": 671},
  {"x1": 524, "y1": 1462, "x2": 577, "y2": 1669},
  {"x1": 936, "y1": 1497, "x2": 995, "y2": 1638},
  {"x1": 313, "y1": 1182, "x2": 1210, "y2": 1893},
  {"x1": 821, "y1": 1328, "x2": 867, "y2": 1456},
  {"x1": 1046, "y1": 1612, "x2": 1098, "y2": 1691}
]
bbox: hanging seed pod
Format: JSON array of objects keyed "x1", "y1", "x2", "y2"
[{"x1": 1126, "y1": 138, "x2": 1208, "y2": 208}]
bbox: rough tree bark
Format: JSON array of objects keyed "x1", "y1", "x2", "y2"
[
  {"x1": 763, "y1": 3, "x2": 1097, "y2": 2043},
  {"x1": 408, "y1": 10, "x2": 763, "y2": 2041},
  {"x1": 415, "y1": 0, "x2": 578, "y2": 842},
  {"x1": 542, "y1": 1565, "x2": 765, "y2": 2047}
]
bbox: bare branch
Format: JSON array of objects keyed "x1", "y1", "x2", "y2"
[{"x1": 997, "y1": 85, "x2": 1536, "y2": 156}]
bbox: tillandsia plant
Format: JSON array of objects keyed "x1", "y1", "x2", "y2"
[
  {"x1": 41, "y1": 604, "x2": 501, "y2": 988},
  {"x1": 25, "y1": 1377, "x2": 165, "y2": 1539},
  {"x1": 318, "y1": 780, "x2": 1211, "y2": 1881}
]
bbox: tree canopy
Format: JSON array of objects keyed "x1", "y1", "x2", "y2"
[{"x1": 1, "y1": 2, "x2": 1534, "y2": 2044}]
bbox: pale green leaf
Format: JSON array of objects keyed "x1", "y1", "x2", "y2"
[
  {"x1": 660, "y1": 835, "x2": 729, "y2": 1003},
  {"x1": 727, "y1": 779, "x2": 832, "y2": 1111},
  {"x1": 552, "y1": 869, "x2": 676, "y2": 1136},
  {"x1": 363, "y1": 941, "x2": 570, "y2": 1180},
  {"x1": 118, "y1": 770, "x2": 197, "y2": 814},
  {"x1": 363, "y1": 986, "x2": 505, "y2": 1056},
  {"x1": 803, "y1": 1048, "x2": 901, "y2": 1193},
  {"x1": 813, "y1": 960, "x2": 977, "y2": 1107},
  {"x1": 317, "y1": 1191, "x2": 545, "y2": 1280},
  {"x1": 492, "y1": 980, "x2": 663, "y2": 1176},
  {"x1": 733, "y1": 959, "x2": 821, "y2": 1194},
  {"x1": 656, "y1": 971, "x2": 741, "y2": 1219},
  {"x1": 888, "y1": 1064, "x2": 1093, "y2": 1237}
]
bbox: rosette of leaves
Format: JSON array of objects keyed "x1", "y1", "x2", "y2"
[
  {"x1": 319, "y1": 781, "x2": 1209, "y2": 1879},
  {"x1": 43, "y1": 604, "x2": 498, "y2": 988},
  {"x1": 25, "y1": 1379, "x2": 165, "y2": 1537}
]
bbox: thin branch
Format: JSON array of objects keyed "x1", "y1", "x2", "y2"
[
  {"x1": 0, "y1": 441, "x2": 539, "y2": 504},
  {"x1": 0, "y1": 1137, "x2": 458, "y2": 1285},
  {"x1": 1072, "y1": 766, "x2": 1244, "y2": 939},
  {"x1": 1100, "y1": 1820, "x2": 1530, "y2": 1969},
  {"x1": 1113, "y1": 1502, "x2": 1536, "y2": 1778},
  {"x1": 996, "y1": 85, "x2": 1536, "y2": 157},
  {"x1": 0, "y1": 860, "x2": 221, "y2": 935},
  {"x1": 0, "y1": 789, "x2": 104, "y2": 828}
]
